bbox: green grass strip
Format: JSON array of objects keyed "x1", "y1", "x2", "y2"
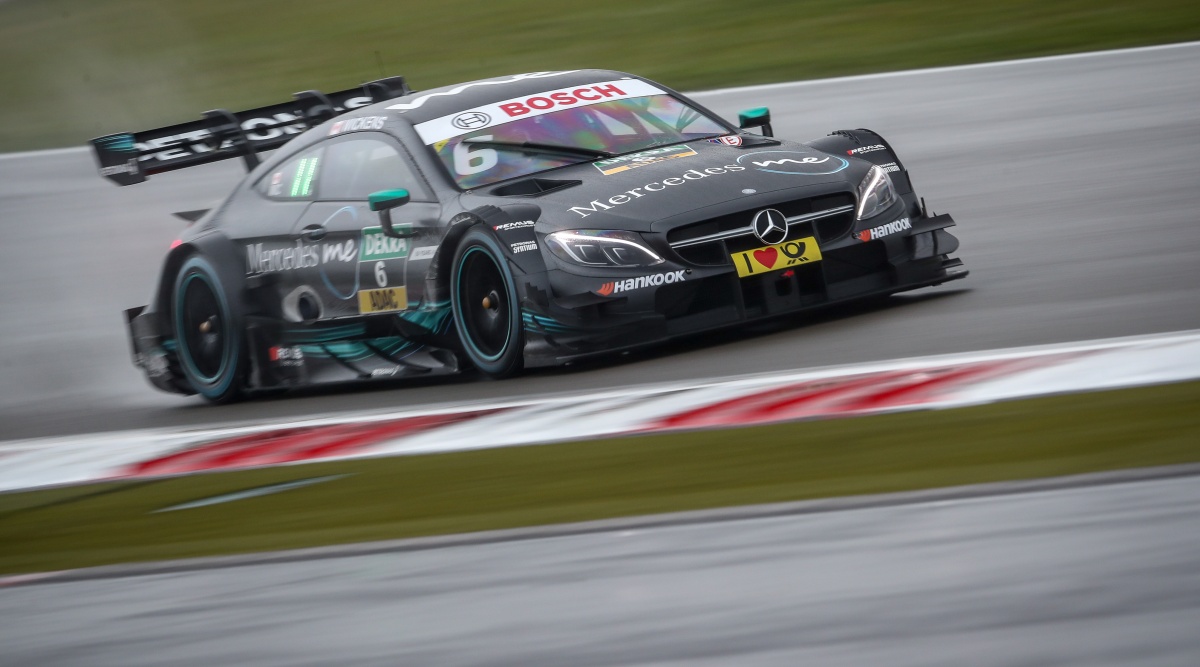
[
  {"x1": 2, "y1": 380, "x2": 1198, "y2": 575},
  {"x1": 2, "y1": 0, "x2": 1199, "y2": 152}
]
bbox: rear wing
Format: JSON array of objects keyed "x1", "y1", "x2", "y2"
[{"x1": 91, "y1": 76, "x2": 411, "y2": 186}]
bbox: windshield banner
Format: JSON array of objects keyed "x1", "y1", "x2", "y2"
[{"x1": 412, "y1": 78, "x2": 665, "y2": 144}]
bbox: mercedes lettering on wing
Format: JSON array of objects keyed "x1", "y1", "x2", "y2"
[{"x1": 91, "y1": 70, "x2": 967, "y2": 403}]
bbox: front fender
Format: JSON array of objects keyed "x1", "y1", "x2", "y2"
[
  {"x1": 806, "y1": 128, "x2": 925, "y2": 220},
  {"x1": 427, "y1": 203, "x2": 551, "y2": 301},
  {"x1": 805, "y1": 128, "x2": 916, "y2": 197}
]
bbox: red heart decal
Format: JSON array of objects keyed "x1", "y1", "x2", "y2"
[{"x1": 753, "y1": 247, "x2": 778, "y2": 268}]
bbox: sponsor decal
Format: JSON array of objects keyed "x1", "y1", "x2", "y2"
[
  {"x1": 321, "y1": 239, "x2": 356, "y2": 264},
  {"x1": 510, "y1": 241, "x2": 538, "y2": 254},
  {"x1": 246, "y1": 240, "x2": 319, "y2": 275},
  {"x1": 409, "y1": 246, "x2": 437, "y2": 261},
  {"x1": 595, "y1": 270, "x2": 687, "y2": 296},
  {"x1": 414, "y1": 78, "x2": 665, "y2": 144},
  {"x1": 731, "y1": 236, "x2": 822, "y2": 278},
  {"x1": 707, "y1": 135, "x2": 743, "y2": 147},
  {"x1": 371, "y1": 367, "x2": 402, "y2": 377},
  {"x1": 496, "y1": 83, "x2": 637, "y2": 117},
  {"x1": 568, "y1": 163, "x2": 746, "y2": 217},
  {"x1": 328, "y1": 115, "x2": 387, "y2": 135},
  {"x1": 878, "y1": 161, "x2": 901, "y2": 174},
  {"x1": 847, "y1": 144, "x2": 886, "y2": 156},
  {"x1": 593, "y1": 145, "x2": 697, "y2": 175},
  {"x1": 856, "y1": 217, "x2": 911, "y2": 242},
  {"x1": 316, "y1": 207, "x2": 364, "y2": 262},
  {"x1": 493, "y1": 220, "x2": 535, "y2": 232},
  {"x1": 99, "y1": 159, "x2": 139, "y2": 177},
  {"x1": 735, "y1": 151, "x2": 849, "y2": 176},
  {"x1": 95, "y1": 134, "x2": 137, "y2": 153},
  {"x1": 239, "y1": 98, "x2": 374, "y2": 141},
  {"x1": 452, "y1": 111, "x2": 492, "y2": 129},
  {"x1": 354, "y1": 224, "x2": 410, "y2": 307},
  {"x1": 358, "y1": 286, "x2": 409, "y2": 314},
  {"x1": 359, "y1": 226, "x2": 409, "y2": 261},
  {"x1": 269, "y1": 346, "x2": 305, "y2": 367},
  {"x1": 133, "y1": 98, "x2": 374, "y2": 164},
  {"x1": 386, "y1": 71, "x2": 580, "y2": 112}
]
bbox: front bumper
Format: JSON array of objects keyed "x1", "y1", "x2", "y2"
[{"x1": 521, "y1": 213, "x2": 967, "y2": 366}]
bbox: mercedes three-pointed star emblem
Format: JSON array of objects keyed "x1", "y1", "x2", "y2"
[{"x1": 752, "y1": 208, "x2": 788, "y2": 245}]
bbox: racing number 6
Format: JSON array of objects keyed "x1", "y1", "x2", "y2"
[
  {"x1": 453, "y1": 135, "x2": 498, "y2": 175},
  {"x1": 374, "y1": 261, "x2": 387, "y2": 287}
]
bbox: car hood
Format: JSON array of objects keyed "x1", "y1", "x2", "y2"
[{"x1": 483, "y1": 139, "x2": 870, "y2": 233}]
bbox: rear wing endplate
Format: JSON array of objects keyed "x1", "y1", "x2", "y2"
[{"x1": 91, "y1": 76, "x2": 411, "y2": 186}]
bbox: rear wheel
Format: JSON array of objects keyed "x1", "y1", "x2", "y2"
[
  {"x1": 450, "y1": 226, "x2": 524, "y2": 377},
  {"x1": 172, "y1": 255, "x2": 244, "y2": 403}
]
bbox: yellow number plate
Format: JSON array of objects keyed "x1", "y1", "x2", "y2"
[
  {"x1": 731, "y1": 236, "x2": 822, "y2": 278},
  {"x1": 357, "y1": 287, "x2": 408, "y2": 314}
]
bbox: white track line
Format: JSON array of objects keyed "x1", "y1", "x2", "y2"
[
  {"x1": 3, "y1": 41, "x2": 1197, "y2": 160},
  {"x1": 0, "y1": 145, "x2": 88, "y2": 160},
  {"x1": 690, "y1": 40, "x2": 1200, "y2": 97}
]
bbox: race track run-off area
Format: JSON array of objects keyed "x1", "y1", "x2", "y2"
[
  {"x1": 1, "y1": 44, "x2": 1199, "y2": 667},
  {"x1": 1, "y1": 330, "x2": 1198, "y2": 493}
]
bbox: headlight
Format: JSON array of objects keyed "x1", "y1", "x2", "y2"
[
  {"x1": 545, "y1": 230, "x2": 664, "y2": 267},
  {"x1": 855, "y1": 165, "x2": 897, "y2": 220}
]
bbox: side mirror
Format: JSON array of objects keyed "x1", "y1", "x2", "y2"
[
  {"x1": 738, "y1": 107, "x2": 773, "y2": 138},
  {"x1": 368, "y1": 188, "x2": 410, "y2": 212},
  {"x1": 367, "y1": 189, "x2": 415, "y2": 238}
]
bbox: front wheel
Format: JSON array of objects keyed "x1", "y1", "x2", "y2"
[
  {"x1": 172, "y1": 255, "x2": 244, "y2": 403},
  {"x1": 450, "y1": 226, "x2": 524, "y2": 378}
]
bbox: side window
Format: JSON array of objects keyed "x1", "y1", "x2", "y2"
[
  {"x1": 317, "y1": 135, "x2": 430, "y2": 201},
  {"x1": 256, "y1": 148, "x2": 323, "y2": 200}
]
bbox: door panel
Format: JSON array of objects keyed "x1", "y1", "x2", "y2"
[
  {"x1": 291, "y1": 202, "x2": 442, "y2": 319},
  {"x1": 290, "y1": 132, "x2": 441, "y2": 320}
]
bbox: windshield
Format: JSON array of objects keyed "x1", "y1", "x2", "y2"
[{"x1": 425, "y1": 94, "x2": 729, "y2": 189}]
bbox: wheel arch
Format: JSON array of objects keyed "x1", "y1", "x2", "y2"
[
  {"x1": 150, "y1": 233, "x2": 251, "y2": 403},
  {"x1": 152, "y1": 232, "x2": 246, "y2": 318},
  {"x1": 426, "y1": 204, "x2": 547, "y2": 303},
  {"x1": 806, "y1": 127, "x2": 922, "y2": 215},
  {"x1": 426, "y1": 211, "x2": 486, "y2": 305},
  {"x1": 806, "y1": 128, "x2": 914, "y2": 192}
]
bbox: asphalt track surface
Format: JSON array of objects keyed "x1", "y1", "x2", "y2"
[
  {"x1": 2, "y1": 43, "x2": 1199, "y2": 440},
  {"x1": 2, "y1": 45, "x2": 1199, "y2": 666},
  {"x1": 2, "y1": 472, "x2": 1197, "y2": 666}
]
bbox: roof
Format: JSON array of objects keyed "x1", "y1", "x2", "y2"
[{"x1": 377, "y1": 69, "x2": 643, "y2": 125}]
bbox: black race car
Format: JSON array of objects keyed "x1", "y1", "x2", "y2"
[{"x1": 93, "y1": 70, "x2": 966, "y2": 402}]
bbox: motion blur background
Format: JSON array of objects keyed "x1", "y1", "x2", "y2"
[
  {"x1": 2, "y1": 0, "x2": 1199, "y2": 152},
  {"x1": 3, "y1": 2, "x2": 1200, "y2": 663}
]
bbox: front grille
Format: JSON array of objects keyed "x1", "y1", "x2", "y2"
[
  {"x1": 667, "y1": 193, "x2": 855, "y2": 267},
  {"x1": 673, "y1": 242, "x2": 727, "y2": 266}
]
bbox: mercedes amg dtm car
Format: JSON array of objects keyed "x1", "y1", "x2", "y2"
[{"x1": 92, "y1": 70, "x2": 966, "y2": 403}]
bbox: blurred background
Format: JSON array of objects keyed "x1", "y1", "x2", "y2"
[
  {"x1": 2, "y1": 0, "x2": 1199, "y2": 152},
  {"x1": 3, "y1": 3, "x2": 1200, "y2": 663}
]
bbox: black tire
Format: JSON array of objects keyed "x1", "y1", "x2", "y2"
[
  {"x1": 172, "y1": 255, "x2": 244, "y2": 403},
  {"x1": 450, "y1": 226, "x2": 524, "y2": 377}
]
